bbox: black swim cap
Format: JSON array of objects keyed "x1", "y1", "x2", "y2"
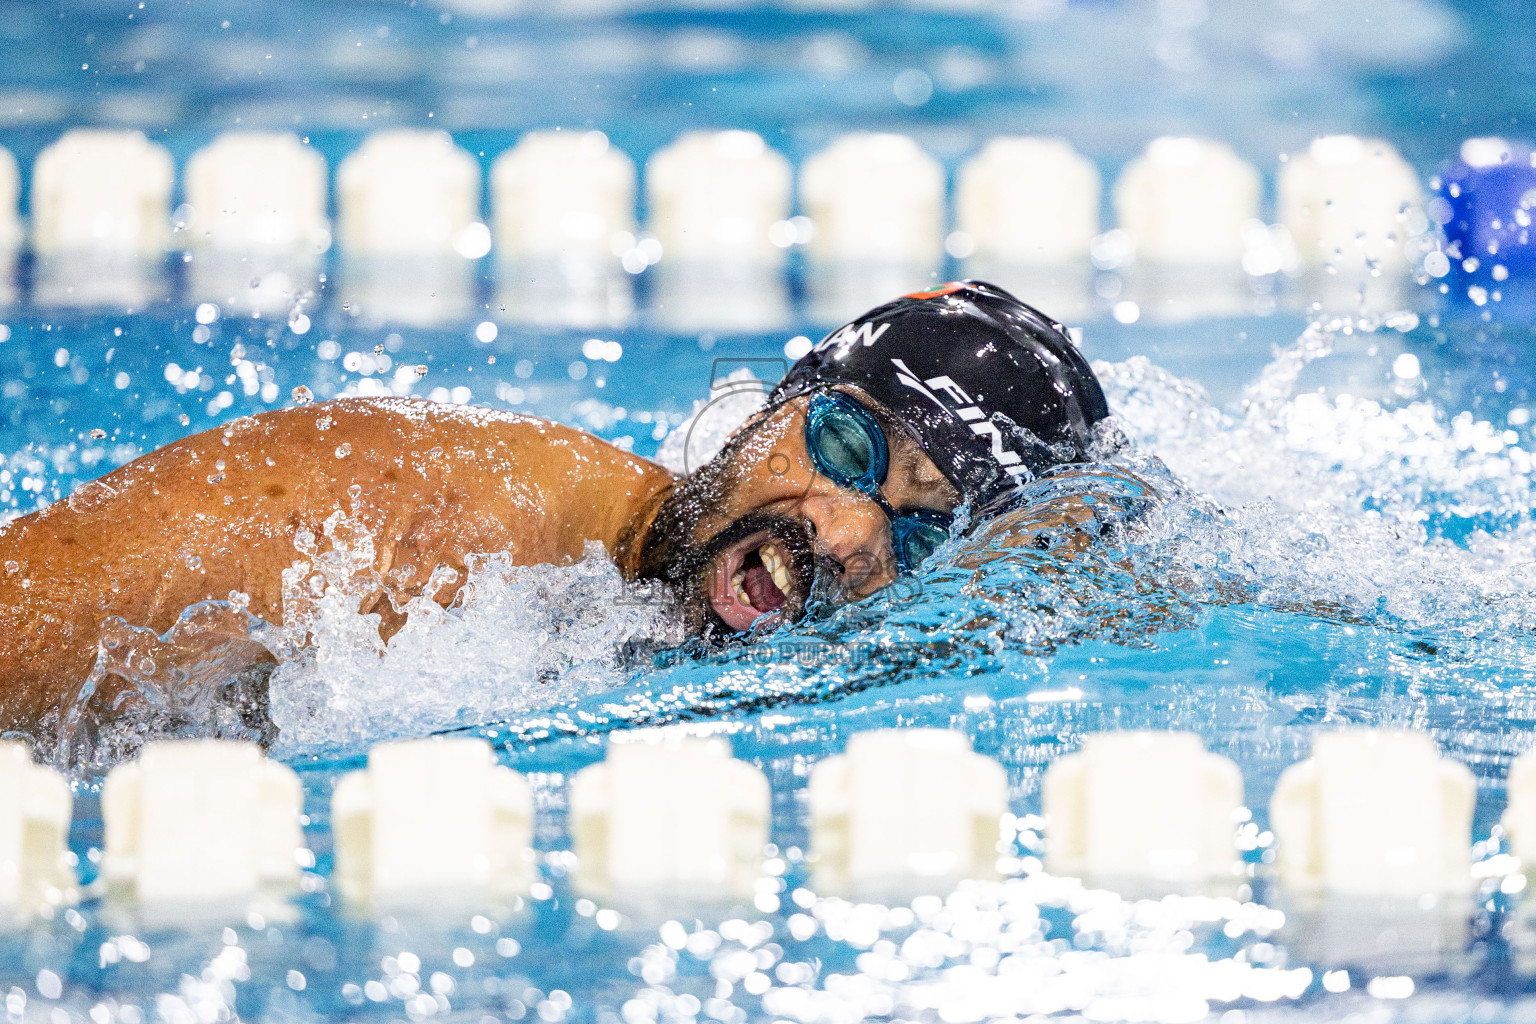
[{"x1": 770, "y1": 280, "x2": 1110, "y2": 507}]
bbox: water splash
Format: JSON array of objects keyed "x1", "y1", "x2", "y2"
[
  {"x1": 52, "y1": 596, "x2": 275, "y2": 776},
  {"x1": 264, "y1": 510, "x2": 684, "y2": 759}
]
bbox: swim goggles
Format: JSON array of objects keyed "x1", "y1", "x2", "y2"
[{"x1": 803, "y1": 390, "x2": 955, "y2": 575}]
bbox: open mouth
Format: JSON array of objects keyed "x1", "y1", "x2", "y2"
[{"x1": 706, "y1": 525, "x2": 813, "y2": 632}]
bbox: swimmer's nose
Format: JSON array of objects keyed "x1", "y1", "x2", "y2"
[{"x1": 799, "y1": 491, "x2": 898, "y2": 597}]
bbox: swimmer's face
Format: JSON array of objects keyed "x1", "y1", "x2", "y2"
[{"x1": 639, "y1": 389, "x2": 961, "y2": 636}]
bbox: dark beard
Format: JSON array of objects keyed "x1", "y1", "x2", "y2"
[{"x1": 636, "y1": 444, "x2": 819, "y2": 641}]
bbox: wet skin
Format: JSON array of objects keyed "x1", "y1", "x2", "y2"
[{"x1": 0, "y1": 392, "x2": 957, "y2": 731}]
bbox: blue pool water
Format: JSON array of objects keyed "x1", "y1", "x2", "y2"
[{"x1": 3, "y1": 0, "x2": 1536, "y2": 1021}]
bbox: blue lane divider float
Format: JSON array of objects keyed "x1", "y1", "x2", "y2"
[{"x1": 1437, "y1": 138, "x2": 1536, "y2": 282}]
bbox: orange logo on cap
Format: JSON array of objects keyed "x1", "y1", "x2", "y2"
[{"x1": 903, "y1": 282, "x2": 969, "y2": 300}]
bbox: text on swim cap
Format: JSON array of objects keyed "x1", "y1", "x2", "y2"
[
  {"x1": 814, "y1": 320, "x2": 891, "y2": 357},
  {"x1": 890, "y1": 358, "x2": 1030, "y2": 481}
]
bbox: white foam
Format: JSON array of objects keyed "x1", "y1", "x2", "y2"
[
  {"x1": 265, "y1": 512, "x2": 682, "y2": 758},
  {"x1": 1092, "y1": 315, "x2": 1536, "y2": 640},
  {"x1": 652, "y1": 367, "x2": 769, "y2": 475}
]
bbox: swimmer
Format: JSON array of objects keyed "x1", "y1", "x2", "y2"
[{"x1": 0, "y1": 281, "x2": 1112, "y2": 736}]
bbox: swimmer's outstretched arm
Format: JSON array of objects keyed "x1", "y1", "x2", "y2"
[{"x1": 0, "y1": 397, "x2": 675, "y2": 732}]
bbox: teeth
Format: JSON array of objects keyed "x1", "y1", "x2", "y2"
[
  {"x1": 760, "y1": 543, "x2": 792, "y2": 595},
  {"x1": 731, "y1": 568, "x2": 752, "y2": 609}
]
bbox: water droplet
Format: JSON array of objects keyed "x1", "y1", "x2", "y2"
[
  {"x1": 89, "y1": 428, "x2": 106, "y2": 439},
  {"x1": 292, "y1": 385, "x2": 314, "y2": 406},
  {"x1": 179, "y1": 413, "x2": 191, "y2": 426},
  {"x1": 373, "y1": 344, "x2": 385, "y2": 355},
  {"x1": 335, "y1": 443, "x2": 352, "y2": 458},
  {"x1": 415, "y1": 364, "x2": 429, "y2": 378},
  {"x1": 67, "y1": 480, "x2": 118, "y2": 514},
  {"x1": 316, "y1": 415, "x2": 334, "y2": 431},
  {"x1": 207, "y1": 473, "x2": 225, "y2": 484},
  {"x1": 186, "y1": 554, "x2": 202, "y2": 570},
  {"x1": 3, "y1": 560, "x2": 17, "y2": 574}
]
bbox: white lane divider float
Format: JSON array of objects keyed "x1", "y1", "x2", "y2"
[
  {"x1": 491, "y1": 129, "x2": 639, "y2": 327},
  {"x1": 646, "y1": 130, "x2": 793, "y2": 331},
  {"x1": 332, "y1": 737, "x2": 534, "y2": 906},
  {"x1": 953, "y1": 137, "x2": 1101, "y2": 317},
  {"x1": 0, "y1": 145, "x2": 19, "y2": 252},
  {"x1": 185, "y1": 132, "x2": 331, "y2": 255},
  {"x1": 0, "y1": 145, "x2": 17, "y2": 305},
  {"x1": 0, "y1": 741, "x2": 75, "y2": 922},
  {"x1": 336, "y1": 129, "x2": 483, "y2": 325},
  {"x1": 1044, "y1": 730, "x2": 1244, "y2": 887},
  {"x1": 647, "y1": 130, "x2": 791, "y2": 267},
  {"x1": 184, "y1": 131, "x2": 331, "y2": 311},
  {"x1": 1112, "y1": 135, "x2": 1262, "y2": 320},
  {"x1": 1500, "y1": 747, "x2": 1536, "y2": 875},
  {"x1": 337, "y1": 129, "x2": 482, "y2": 258},
  {"x1": 30, "y1": 129, "x2": 175, "y2": 307},
  {"x1": 801, "y1": 132, "x2": 945, "y2": 267},
  {"x1": 32, "y1": 129, "x2": 175, "y2": 260},
  {"x1": 809, "y1": 729, "x2": 1008, "y2": 898},
  {"x1": 571, "y1": 730, "x2": 770, "y2": 901},
  {"x1": 800, "y1": 132, "x2": 947, "y2": 323},
  {"x1": 1278, "y1": 134, "x2": 1427, "y2": 312},
  {"x1": 956, "y1": 136, "x2": 1100, "y2": 266},
  {"x1": 1115, "y1": 136, "x2": 1260, "y2": 266},
  {"x1": 1270, "y1": 730, "x2": 1474, "y2": 896},
  {"x1": 492, "y1": 130, "x2": 636, "y2": 263},
  {"x1": 102, "y1": 740, "x2": 306, "y2": 906},
  {"x1": 1278, "y1": 135, "x2": 1424, "y2": 276}
]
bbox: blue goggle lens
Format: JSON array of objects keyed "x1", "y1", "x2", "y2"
[
  {"x1": 805, "y1": 392, "x2": 887, "y2": 491},
  {"x1": 891, "y1": 510, "x2": 952, "y2": 573}
]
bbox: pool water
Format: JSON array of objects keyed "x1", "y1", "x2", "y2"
[{"x1": 3, "y1": 0, "x2": 1536, "y2": 1020}]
